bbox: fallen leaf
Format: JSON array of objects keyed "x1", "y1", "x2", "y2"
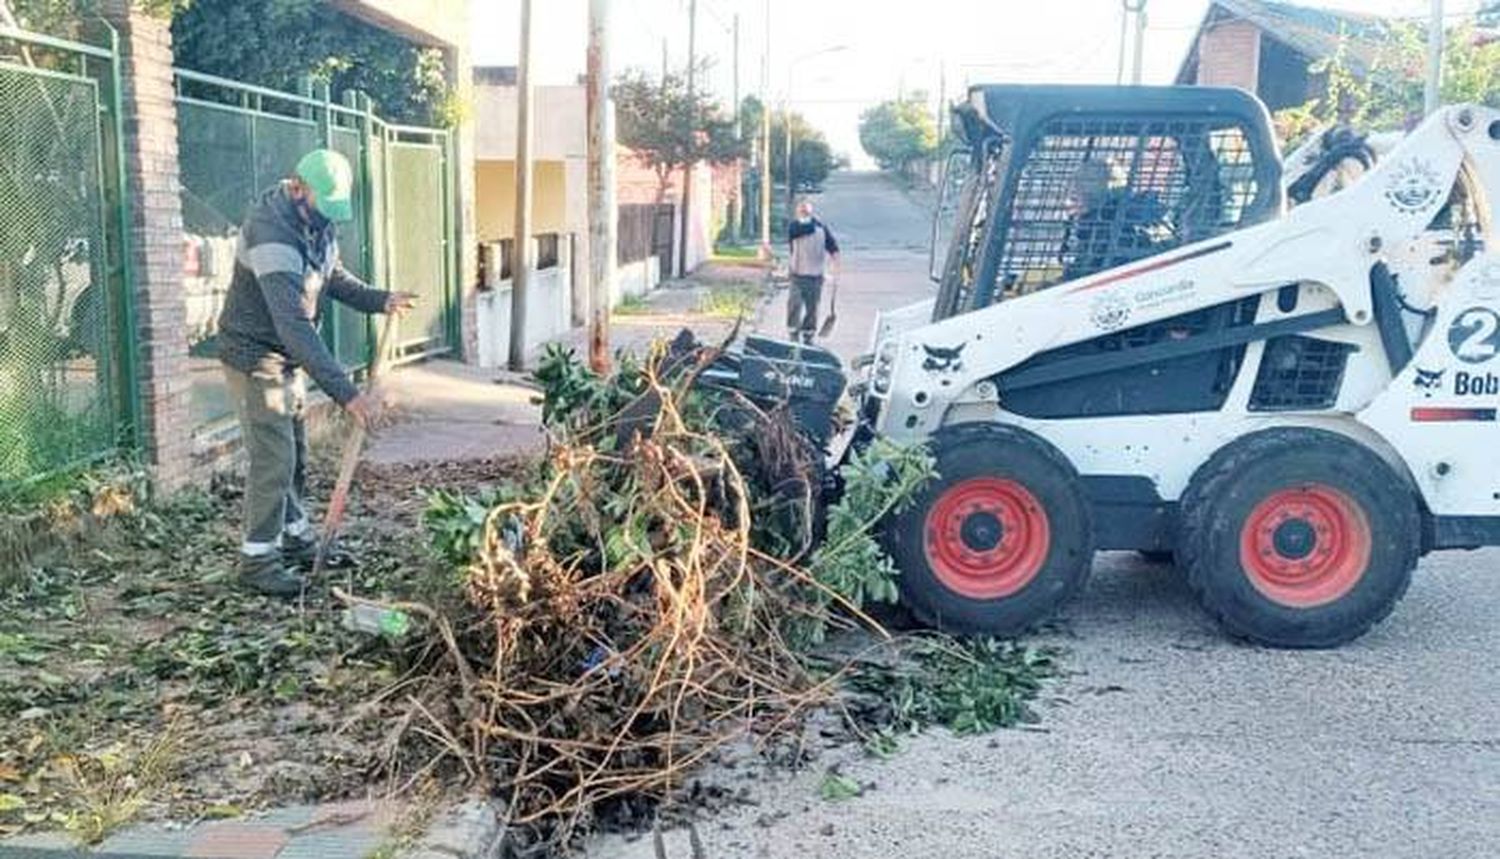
[
  {"x1": 0, "y1": 793, "x2": 27, "y2": 812},
  {"x1": 203, "y1": 804, "x2": 242, "y2": 820},
  {"x1": 0, "y1": 766, "x2": 21, "y2": 783}
]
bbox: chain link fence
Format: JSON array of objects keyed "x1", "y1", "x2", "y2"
[
  {"x1": 0, "y1": 31, "x2": 129, "y2": 485},
  {"x1": 174, "y1": 72, "x2": 456, "y2": 436}
]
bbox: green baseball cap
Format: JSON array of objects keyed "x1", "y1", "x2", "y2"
[{"x1": 294, "y1": 148, "x2": 354, "y2": 222}]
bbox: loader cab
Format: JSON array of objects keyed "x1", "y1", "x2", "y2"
[{"x1": 930, "y1": 84, "x2": 1285, "y2": 321}]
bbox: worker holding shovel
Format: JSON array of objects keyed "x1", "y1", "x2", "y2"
[
  {"x1": 217, "y1": 149, "x2": 416, "y2": 597},
  {"x1": 786, "y1": 197, "x2": 841, "y2": 343}
]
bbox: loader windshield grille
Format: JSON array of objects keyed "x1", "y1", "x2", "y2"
[{"x1": 982, "y1": 116, "x2": 1260, "y2": 306}]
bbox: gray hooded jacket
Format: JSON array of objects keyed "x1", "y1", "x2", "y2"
[{"x1": 216, "y1": 183, "x2": 387, "y2": 405}]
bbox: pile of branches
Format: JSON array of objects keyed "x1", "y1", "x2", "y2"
[{"x1": 376, "y1": 336, "x2": 931, "y2": 852}]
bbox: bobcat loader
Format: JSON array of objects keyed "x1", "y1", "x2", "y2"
[{"x1": 843, "y1": 84, "x2": 1500, "y2": 648}]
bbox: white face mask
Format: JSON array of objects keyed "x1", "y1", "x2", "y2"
[{"x1": 797, "y1": 214, "x2": 812, "y2": 223}]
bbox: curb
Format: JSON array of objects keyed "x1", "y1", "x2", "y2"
[{"x1": 399, "y1": 801, "x2": 505, "y2": 859}]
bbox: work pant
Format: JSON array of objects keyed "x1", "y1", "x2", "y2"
[
  {"x1": 786, "y1": 274, "x2": 824, "y2": 342},
  {"x1": 224, "y1": 364, "x2": 310, "y2": 556}
]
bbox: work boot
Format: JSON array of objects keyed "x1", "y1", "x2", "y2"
[
  {"x1": 282, "y1": 532, "x2": 357, "y2": 571},
  {"x1": 237, "y1": 552, "x2": 306, "y2": 598}
]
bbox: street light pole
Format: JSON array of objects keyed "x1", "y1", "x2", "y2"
[
  {"x1": 758, "y1": 0, "x2": 770, "y2": 260},
  {"x1": 679, "y1": 0, "x2": 696, "y2": 277},
  {"x1": 784, "y1": 45, "x2": 847, "y2": 218},
  {"x1": 733, "y1": 12, "x2": 746, "y2": 239},
  {"x1": 1128, "y1": 0, "x2": 1147, "y2": 85}
]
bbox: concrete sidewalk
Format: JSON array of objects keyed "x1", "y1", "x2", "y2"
[{"x1": 365, "y1": 359, "x2": 544, "y2": 466}]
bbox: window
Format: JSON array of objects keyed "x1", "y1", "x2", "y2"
[
  {"x1": 535, "y1": 233, "x2": 560, "y2": 270},
  {"x1": 988, "y1": 115, "x2": 1262, "y2": 304}
]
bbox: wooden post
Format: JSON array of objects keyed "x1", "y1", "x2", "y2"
[{"x1": 587, "y1": 0, "x2": 616, "y2": 372}]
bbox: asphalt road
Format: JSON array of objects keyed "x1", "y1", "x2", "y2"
[{"x1": 595, "y1": 171, "x2": 1500, "y2": 859}]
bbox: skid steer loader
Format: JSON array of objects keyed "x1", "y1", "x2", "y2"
[{"x1": 829, "y1": 83, "x2": 1500, "y2": 649}]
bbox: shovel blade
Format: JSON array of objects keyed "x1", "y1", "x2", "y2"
[{"x1": 817, "y1": 312, "x2": 837, "y2": 338}]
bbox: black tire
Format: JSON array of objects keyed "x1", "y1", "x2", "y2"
[
  {"x1": 886, "y1": 423, "x2": 1093, "y2": 636},
  {"x1": 1179, "y1": 428, "x2": 1419, "y2": 648}
]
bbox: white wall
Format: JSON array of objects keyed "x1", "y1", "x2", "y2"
[
  {"x1": 613, "y1": 257, "x2": 661, "y2": 306},
  {"x1": 475, "y1": 238, "x2": 574, "y2": 367},
  {"x1": 473, "y1": 84, "x2": 587, "y2": 161}
]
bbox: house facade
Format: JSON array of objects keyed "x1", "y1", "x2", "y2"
[{"x1": 1174, "y1": 0, "x2": 1388, "y2": 112}]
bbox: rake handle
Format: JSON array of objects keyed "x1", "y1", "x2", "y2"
[{"x1": 312, "y1": 312, "x2": 399, "y2": 578}]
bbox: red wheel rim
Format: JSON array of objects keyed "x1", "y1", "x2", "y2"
[
  {"x1": 924, "y1": 477, "x2": 1051, "y2": 599},
  {"x1": 1238, "y1": 484, "x2": 1372, "y2": 608}
]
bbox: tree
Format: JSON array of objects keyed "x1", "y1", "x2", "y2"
[
  {"x1": 8, "y1": 0, "x2": 449, "y2": 125},
  {"x1": 735, "y1": 96, "x2": 836, "y2": 187},
  {"x1": 859, "y1": 94, "x2": 937, "y2": 174},
  {"x1": 170, "y1": 0, "x2": 453, "y2": 126},
  {"x1": 614, "y1": 69, "x2": 744, "y2": 203},
  {"x1": 1275, "y1": 22, "x2": 1500, "y2": 147}
]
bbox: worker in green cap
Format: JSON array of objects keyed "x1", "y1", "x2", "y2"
[{"x1": 217, "y1": 148, "x2": 417, "y2": 597}]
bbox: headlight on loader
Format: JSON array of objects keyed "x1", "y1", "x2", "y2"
[{"x1": 871, "y1": 340, "x2": 898, "y2": 398}]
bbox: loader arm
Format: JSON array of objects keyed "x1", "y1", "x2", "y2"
[{"x1": 869, "y1": 105, "x2": 1499, "y2": 445}]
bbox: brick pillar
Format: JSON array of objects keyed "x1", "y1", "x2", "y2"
[{"x1": 103, "y1": 2, "x2": 192, "y2": 491}]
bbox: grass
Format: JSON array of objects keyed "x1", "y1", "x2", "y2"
[
  {"x1": 711, "y1": 244, "x2": 761, "y2": 261},
  {"x1": 612, "y1": 293, "x2": 653, "y2": 316},
  {"x1": 696, "y1": 284, "x2": 763, "y2": 319}
]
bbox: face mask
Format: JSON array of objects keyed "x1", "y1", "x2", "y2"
[
  {"x1": 797, "y1": 215, "x2": 811, "y2": 223},
  {"x1": 295, "y1": 197, "x2": 330, "y2": 230}
]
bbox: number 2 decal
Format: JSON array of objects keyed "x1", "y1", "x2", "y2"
[{"x1": 1448, "y1": 307, "x2": 1500, "y2": 365}]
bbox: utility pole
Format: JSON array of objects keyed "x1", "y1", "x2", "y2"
[
  {"x1": 508, "y1": 0, "x2": 534, "y2": 371},
  {"x1": 1116, "y1": 1, "x2": 1130, "y2": 84},
  {"x1": 678, "y1": 0, "x2": 697, "y2": 277},
  {"x1": 1425, "y1": 0, "x2": 1444, "y2": 116},
  {"x1": 733, "y1": 12, "x2": 745, "y2": 240},
  {"x1": 783, "y1": 90, "x2": 792, "y2": 217},
  {"x1": 586, "y1": 0, "x2": 616, "y2": 372},
  {"x1": 936, "y1": 61, "x2": 946, "y2": 147},
  {"x1": 1129, "y1": 0, "x2": 1147, "y2": 85},
  {"x1": 759, "y1": 0, "x2": 771, "y2": 260},
  {"x1": 661, "y1": 38, "x2": 668, "y2": 82}
]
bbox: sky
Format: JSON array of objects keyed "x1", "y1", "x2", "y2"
[{"x1": 470, "y1": 0, "x2": 1484, "y2": 168}]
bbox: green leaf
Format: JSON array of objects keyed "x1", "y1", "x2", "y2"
[
  {"x1": 818, "y1": 772, "x2": 863, "y2": 802},
  {"x1": 0, "y1": 793, "x2": 27, "y2": 813}
]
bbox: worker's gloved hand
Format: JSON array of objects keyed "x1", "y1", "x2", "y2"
[
  {"x1": 385, "y1": 291, "x2": 419, "y2": 316},
  {"x1": 344, "y1": 391, "x2": 388, "y2": 430}
]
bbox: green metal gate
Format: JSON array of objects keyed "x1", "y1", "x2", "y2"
[
  {"x1": 0, "y1": 25, "x2": 134, "y2": 485},
  {"x1": 173, "y1": 71, "x2": 457, "y2": 433}
]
